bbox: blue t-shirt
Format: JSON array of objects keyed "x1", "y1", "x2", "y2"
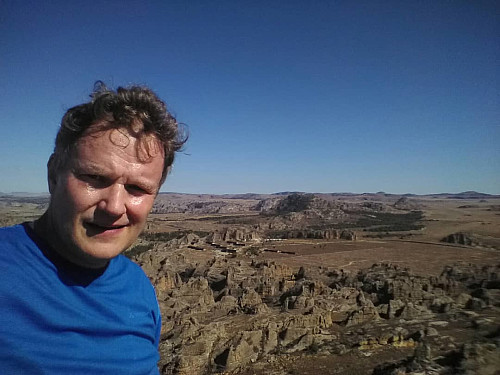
[{"x1": 0, "y1": 224, "x2": 161, "y2": 374}]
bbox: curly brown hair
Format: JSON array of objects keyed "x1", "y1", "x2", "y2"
[{"x1": 49, "y1": 81, "x2": 187, "y2": 186}]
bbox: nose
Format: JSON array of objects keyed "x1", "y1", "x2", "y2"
[{"x1": 98, "y1": 184, "x2": 127, "y2": 217}]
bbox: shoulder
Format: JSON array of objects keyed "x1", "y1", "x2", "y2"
[
  {"x1": 0, "y1": 223, "x2": 49, "y2": 261},
  {"x1": 0, "y1": 223, "x2": 55, "y2": 296},
  {"x1": 0, "y1": 224, "x2": 36, "y2": 259},
  {"x1": 0, "y1": 224, "x2": 28, "y2": 242}
]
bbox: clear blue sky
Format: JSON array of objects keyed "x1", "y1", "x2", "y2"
[{"x1": 1, "y1": 1, "x2": 498, "y2": 194}]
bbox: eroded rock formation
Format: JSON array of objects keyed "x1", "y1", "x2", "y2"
[{"x1": 132, "y1": 248, "x2": 500, "y2": 375}]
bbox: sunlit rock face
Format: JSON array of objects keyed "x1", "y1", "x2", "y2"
[{"x1": 132, "y1": 245, "x2": 500, "y2": 375}]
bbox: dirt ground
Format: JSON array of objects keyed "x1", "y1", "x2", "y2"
[{"x1": 258, "y1": 238, "x2": 500, "y2": 276}]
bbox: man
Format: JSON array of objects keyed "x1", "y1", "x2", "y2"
[{"x1": 0, "y1": 82, "x2": 186, "y2": 374}]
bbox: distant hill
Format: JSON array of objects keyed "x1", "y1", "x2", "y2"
[
  {"x1": 427, "y1": 191, "x2": 495, "y2": 199},
  {"x1": 0, "y1": 193, "x2": 50, "y2": 205},
  {"x1": 2, "y1": 191, "x2": 499, "y2": 202}
]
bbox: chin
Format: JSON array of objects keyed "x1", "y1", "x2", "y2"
[{"x1": 86, "y1": 245, "x2": 127, "y2": 260}]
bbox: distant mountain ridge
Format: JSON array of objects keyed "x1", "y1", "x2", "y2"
[
  {"x1": 1, "y1": 191, "x2": 498, "y2": 201},
  {"x1": 157, "y1": 191, "x2": 499, "y2": 199}
]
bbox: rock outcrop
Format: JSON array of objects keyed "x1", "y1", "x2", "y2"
[
  {"x1": 393, "y1": 197, "x2": 422, "y2": 211},
  {"x1": 132, "y1": 247, "x2": 500, "y2": 375},
  {"x1": 441, "y1": 232, "x2": 480, "y2": 246}
]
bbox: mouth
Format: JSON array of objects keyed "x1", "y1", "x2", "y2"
[{"x1": 83, "y1": 222, "x2": 128, "y2": 235}]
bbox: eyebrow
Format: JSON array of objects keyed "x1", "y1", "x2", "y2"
[{"x1": 71, "y1": 161, "x2": 107, "y2": 176}]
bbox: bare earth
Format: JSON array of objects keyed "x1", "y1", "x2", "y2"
[{"x1": 260, "y1": 238, "x2": 500, "y2": 276}]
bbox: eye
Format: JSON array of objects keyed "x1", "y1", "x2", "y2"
[
  {"x1": 78, "y1": 174, "x2": 107, "y2": 187},
  {"x1": 86, "y1": 174, "x2": 103, "y2": 181},
  {"x1": 126, "y1": 184, "x2": 148, "y2": 195}
]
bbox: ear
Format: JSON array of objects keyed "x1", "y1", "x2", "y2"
[
  {"x1": 158, "y1": 165, "x2": 171, "y2": 189},
  {"x1": 47, "y1": 154, "x2": 57, "y2": 194}
]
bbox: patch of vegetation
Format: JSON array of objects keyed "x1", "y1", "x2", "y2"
[
  {"x1": 245, "y1": 246, "x2": 261, "y2": 256},
  {"x1": 266, "y1": 230, "x2": 290, "y2": 239},
  {"x1": 194, "y1": 215, "x2": 250, "y2": 222},
  {"x1": 266, "y1": 229, "x2": 343, "y2": 239},
  {"x1": 307, "y1": 223, "x2": 355, "y2": 230},
  {"x1": 349, "y1": 210, "x2": 424, "y2": 232},
  {"x1": 218, "y1": 216, "x2": 260, "y2": 225},
  {"x1": 140, "y1": 230, "x2": 210, "y2": 242},
  {"x1": 308, "y1": 340, "x2": 320, "y2": 354},
  {"x1": 363, "y1": 232, "x2": 420, "y2": 239},
  {"x1": 266, "y1": 210, "x2": 424, "y2": 238},
  {"x1": 276, "y1": 193, "x2": 314, "y2": 213}
]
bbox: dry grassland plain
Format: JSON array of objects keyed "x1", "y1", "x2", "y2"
[{"x1": 144, "y1": 196, "x2": 500, "y2": 277}]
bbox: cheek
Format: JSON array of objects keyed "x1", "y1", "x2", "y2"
[
  {"x1": 65, "y1": 182, "x2": 101, "y2": 213},
  {"x1": 130, "y1": 196, "x2": 144, "y2": 206},
  {"x1": 128, "y1": 197, "x2": 155, "y2": 221}
]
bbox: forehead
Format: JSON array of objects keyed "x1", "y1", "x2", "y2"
[
  {"x1": 77, "y1": 125, "x2": 163, "y2": 161},
  {"x1": 70, "y1": 127, "x2": 164, "y2": 181}
]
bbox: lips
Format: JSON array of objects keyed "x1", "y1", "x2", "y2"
[{"x1": 83, "y1": 221, "x2": 128, "y2": 235}]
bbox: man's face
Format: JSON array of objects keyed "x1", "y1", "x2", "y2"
[{"x1": 47, "y1": 124, "x2": 164, "y2": 268}]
